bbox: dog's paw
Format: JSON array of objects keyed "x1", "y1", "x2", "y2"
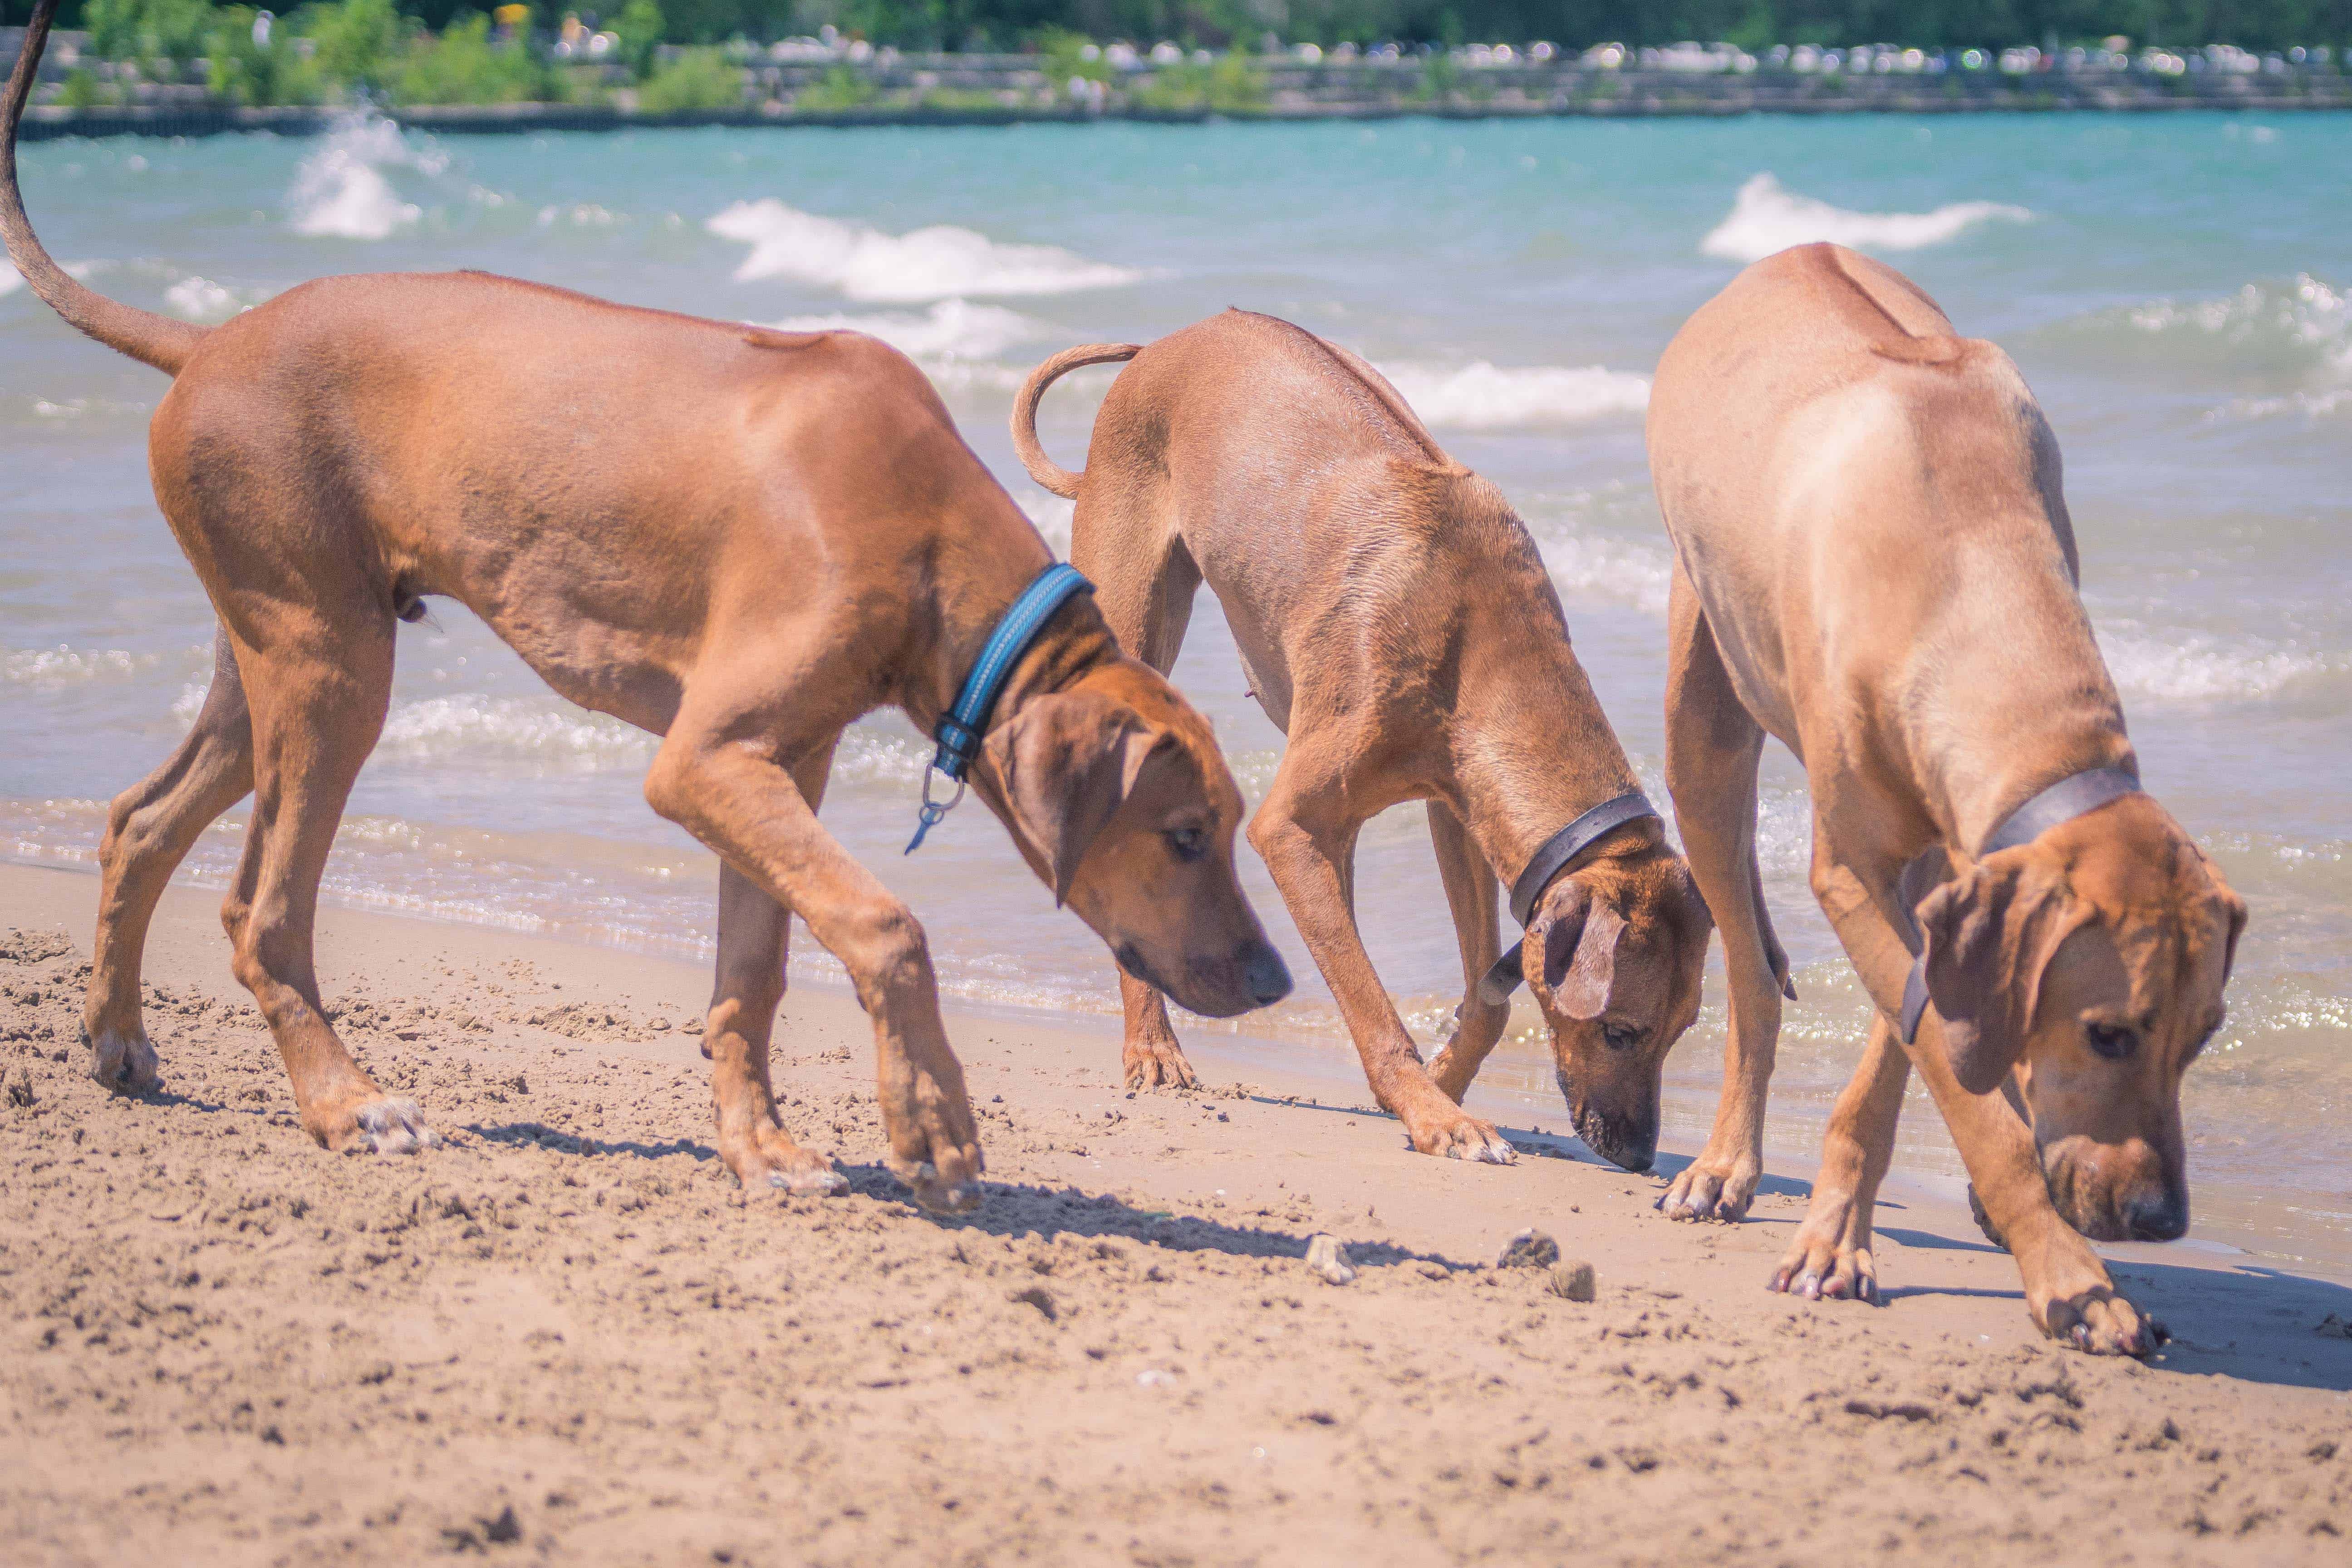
[
  {"x1": 1657, "y1": 1153, "x2": 1758, "y2": 1223},
  {"x1": 329, "y1": 1096, "x2": 440, "y2": 1155},
  {"x1": 1408, "y1": 1105, "x2": 1517, "y2": 1165},
  {"x1": 1122, "y1": 1037, "x2": 1199, "y2": 1091},
  {"x1": 726, "y1": 1129, "x2": 849, "y2": 1199},
  {"x1": 2038, "y1": 1283, "x2": 2162, "y2": 1358},
  {"x1": 1768, "y1": 1229, "x2": 1879, "y2": 1305},
  {"x1": 86, "y1": 1026, "x2": 160, "y2": 1096}
]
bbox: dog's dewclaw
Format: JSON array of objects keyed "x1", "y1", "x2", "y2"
[
  {"x1": 1497, "y1": 1228, "x2": 1560, "y2": 1270},
  {"x1": 1304, "y1": 1234, "x2": 1355, "y2": 1286},
  {"x1": 1547, "y1": 1261, "x2": 1599, "y2": 1303}
]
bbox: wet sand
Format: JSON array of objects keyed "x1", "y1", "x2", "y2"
[{"x1": 2, "y1": 861, "x2": 2348, "y2": 1564}]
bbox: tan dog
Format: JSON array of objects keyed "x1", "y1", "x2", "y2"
[
  {"x1": 1647, "y1": 243, "x2": 2245, "y2": 1353},
  {"x1": 1013, "y1": 311, "x2": 1712, "y2": 1168},
  {"x1": 2, "y1": 0, "x2": 1287, "y2": 1213}
]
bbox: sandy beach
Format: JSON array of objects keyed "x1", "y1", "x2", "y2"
[{"x1": 2, "y1": 859, "x2": 2347, "y2": 1564}]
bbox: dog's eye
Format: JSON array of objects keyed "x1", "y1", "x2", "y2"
[
  {"x1": 1164, "y1": 827, "x2": 1208, "y2": 863},
  {"x1": 2084, "y1": 1021, "x2": 2138, "y2": 1061},
  {"x1": 1602, "y1": 1023, "x2": 1640, "y2": 1052}
]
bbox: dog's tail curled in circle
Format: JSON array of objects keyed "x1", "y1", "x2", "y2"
[{"x1": 1010, "y1": 342, "x2": 1141, "y2": 499}]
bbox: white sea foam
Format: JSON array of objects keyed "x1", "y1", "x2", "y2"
[
  {"x1": 289, "y1": 117, "x2": 426, "y2": 241},
  {"x1": 162, "y1": 275, "x2": 268, "y2": 324},
  {"x1": 2100, "y1": 632, "x2": 2337, "y2": 703},
  {"x1": 763, "y1": 298, "x2": 1043, "y2": 362},
  {"x1": 1533, "y1": 531, "x2": 1676, "y2": 617},
  {"x1": 1014, "y1": 487, "x2": 1075, "y2": 555},
  {"x1": 1379, "y1": 361, "x2": 1651, "y2": 430},
  {"x1": 707, "y1": 198, "x2": 1143, "y2": 302},
  {"x1": 0, "y1": 259, "x2": 20, "y2": 298},
  {"x1": 373, "y1": 696, "x2": 657, "y2": 767},
  {"x1": 5, "y1": 646, "x2": 152, "y2": 685},
  {"x1": 1700, "y1": 173, "x2": 2031, "y2": 264}
]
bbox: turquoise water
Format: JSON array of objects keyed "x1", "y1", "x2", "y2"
[{"x1": 4, "y1": 112, "x2": 2347, "y2": 1260}]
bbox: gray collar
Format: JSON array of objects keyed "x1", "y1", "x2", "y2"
[
  {"x1": 1898, "y1": 766, "x2": 2140, "y2": 1042},
  {"x1": 1476, "y1": 791, "x2": 1658, "y2": 1007}
]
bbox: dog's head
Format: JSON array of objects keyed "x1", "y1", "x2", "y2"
[
  {"x1": 1915, "y1": 794, "x2": 2245, "y2": 1243},
  {"x1": 977, "y1": 658, "x2": 1290, "y2": 1019},
  {"x1": 1519, "y1": 841, "x2": 1714, "y2": 1172}
]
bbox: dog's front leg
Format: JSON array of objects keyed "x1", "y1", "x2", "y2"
[
  {"x1": 1906, "y1": 1013, "x2": 2156, "y2": 1355},
  {"x1": 647, "y1": 730, "x2": 982, "y2": 1214},
  {"x1": 1249, "y1": 766, "x2": 1514, "y2": 1164},
  {"x1": 1116, "y1": 972, "x2": 1199, "y2": 1090},
  {"x1": 1808, "y1": 859, "x2": 2154, "y2": 1354},
  {"x1": 1770, "y1": 1017, "x2": 1908, "y2": 1302},
  {"x1": 706, "y1": 861, "x2": 849, "y2": 1198}
]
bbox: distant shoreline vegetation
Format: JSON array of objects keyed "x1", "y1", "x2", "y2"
[{"x1": 1, "y1": 1, "x2": 2346, "y2": 120}]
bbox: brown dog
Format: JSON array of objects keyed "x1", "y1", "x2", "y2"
[
  {"x1": 1647, "y1": 243, "x2": 2245, "y2": 1353},
  {"x1": 2, "y1": 0, "x2": 1287, "y2": 1213},
  {"x1": 1013, "y1": 311, "x2": 1712, "y2": 1168}
]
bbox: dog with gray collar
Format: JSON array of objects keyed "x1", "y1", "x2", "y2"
[
  {"x1": 1015, "y1": 310, "x2": 1712, "y2": 1169},
  {"x1": 1647, "y1": 244, "x2": 2245, "y2": 1354}
]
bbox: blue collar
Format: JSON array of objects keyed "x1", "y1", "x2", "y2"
[{"x1": 906, "y1": 562, "x2": 1094, "y2": 853}]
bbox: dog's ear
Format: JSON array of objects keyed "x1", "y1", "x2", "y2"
[
  {"x1": 1526, "y1": 879, "x2": 1627, "y2": 1022},
  {"x1": 2194, "y1": 847, "x2": 2249, "y2": 989},
  {"x1": 1916, "y1": 852, "x2": 2095, "y2": 1095},
  {"x1": 983, "y1": 689, "x2": 1172, "y2": 906}
]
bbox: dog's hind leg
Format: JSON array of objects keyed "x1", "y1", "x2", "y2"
[
  {"x1": 1425, "y1": 801, "x2": 1507, "y2": 1103},
  {"x1": 83, "y1": 625, "x2": 254, "y2": 1092},
  {"x1": 702, "y1": 743, "x2": 849, "y2": 1198},
  {"x1": 1072, "y1": 497, "x2": 1204, "y2": 1090},
  {"x1": 1657, "y1": 555, "x2": 1785, "y2": 1222},
  {"x1": 221, "y1": 617, "x2": 434, "y2": 1154}
]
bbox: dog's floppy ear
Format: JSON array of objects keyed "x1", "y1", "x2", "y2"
[
  {"x1": 1916, "y1": 852, "x2": 2095, "y2": 1095},
  {"x1": 983, "y1": 689, "x2": 1171, "y2": 906},
  {"x1": 1526, "y1": 878, "x2": 1627, "y2": 1022}
]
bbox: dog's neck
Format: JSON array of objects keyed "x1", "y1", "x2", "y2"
[
  {"x1": 899, "y1": 573, "x2": 1117, "y2": 745},
  {"x1": 1445, "y1": 639, "x2": 1655, "y2": 888},
  {"x1": 1901, "y1": 579, "x2": 2138, "y2": 856}
]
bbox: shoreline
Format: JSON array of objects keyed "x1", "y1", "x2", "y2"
[
  {"x1": 8, "y1": 854, "x2": 2348, "y2": 1288},
  {"x1": 4, "y1": 856, "x2": 2350, "y2": 1561},
  {"x1": 15, "y1": 84, "x2": 2348, "y2": 140}
]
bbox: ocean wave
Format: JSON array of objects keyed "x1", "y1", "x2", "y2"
[
  {"x1": 707, "y1": 198, "x2": 1143, "y2": 303},
  {"x1": 289, "y1": 116, "x2": 429, "y2": 241},
  {"x1": 162, "y1": 275, "x2": 273, "y2": 324},
  {"x1": 763, "y1": 298, "x2": 1042, "y2": 362},
  {"x1": 1531, "y1": 530, "x2": 1675, "y2": 616},
  {"x1": 1378, "y1": 361, "x2": 1651, "y2": 430},
  {"x1": 0, "y1": 258, "x2": 19, "y2": 298},
  {"x1": 373, "y1": 696, "x2": 658, "y2": 767},
  {"x1": 5, "y1": 645, "x2": 156, "y2": 686},
  {"x1": 2047, "y1": 274, "x2": 2348, "y2": 393},
  {"x1": 1700, "y1": 173, "x2": 2031, "y2": 264},
  {"x1": 2099, "y1": 631, "x2": 2338, "y2": 703},
  {"x1": 1013, "y1": 487, "x2": 1075, "y2": 555}
]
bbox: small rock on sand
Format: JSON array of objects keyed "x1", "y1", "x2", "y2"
[
  {"x1": 1497, "y1": 1229, "x2": 1560, "y2": 1270},
  {"x1": 1547, "y1": 1261, "x2": 1598, "y2": 1303},
  {"x1": 1304, "y1": 1234, "x2": 1354, "y2": 1286}
]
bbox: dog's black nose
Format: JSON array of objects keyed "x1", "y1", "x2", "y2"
[
  {"x1": 1240, "y1": 941, "x2": 1292, "y2": 1008},
  {"x1": 2126, "y1": 1190, "x2": 2190, "y2": 1242}
]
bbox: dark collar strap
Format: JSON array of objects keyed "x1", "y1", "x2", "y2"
[
  {"x1": 906, "y1": 563, "x2": 1093, "y2": 853},
  {"x1": 1899, "y1": 765, "x2": 2140, "y2": 1042},
  {"x1": 1477, "y1": 791, "x2": 1659, "y2": 1005}
]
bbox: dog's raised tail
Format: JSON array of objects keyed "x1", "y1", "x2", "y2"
[
  {"x1": 3, "y1": 0, "x2": 206, "y2": 375},
  {"x1": 1011, "y1": 343, "x2": 1139, "y2": 499}
]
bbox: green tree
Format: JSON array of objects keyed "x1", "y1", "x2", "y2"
[
  {"x1": 615, "y1": 0, "x2": 666, "y2": 76},
  {"x1": 84, "y1": 0, "x2": 222, "y2": 61},
  {"x1": 208, "y1": 4, "x2": 326, "y2": 99},
  {"x1": 300, "y1": 0, "x2": 411, "y2": 93}
]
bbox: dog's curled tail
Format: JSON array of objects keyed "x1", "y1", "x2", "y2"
[
  {"x1": 1011, "y1": 342, "x2": 1139, "y2": 499},
  {"x1": 3, "y1": 0, "x2": 206, "y2": 374}
]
